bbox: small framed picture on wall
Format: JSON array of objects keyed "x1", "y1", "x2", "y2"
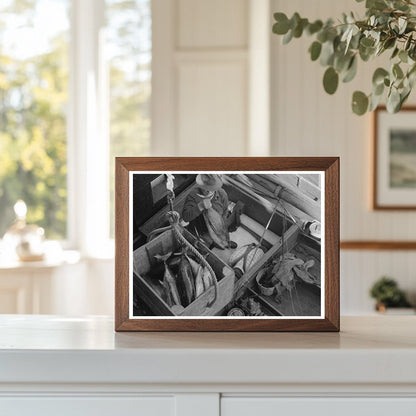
[{"x1": 374, "y1": 106, "x2": 416, "y2": 209}]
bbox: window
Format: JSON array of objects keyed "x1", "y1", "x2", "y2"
[
  {"x1": 0, "y1": 0, "x2": 151, "y2": 252},
  {"x1": 106, "y1": 0, "x2": 151, "y2": 237},
  {"x1": 0, "y1": 0, "x2": 70, "y2": 239}
]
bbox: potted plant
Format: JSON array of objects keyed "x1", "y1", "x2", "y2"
[{"x1": 369, "y1": 276, "x2": 413, "y2": 313}]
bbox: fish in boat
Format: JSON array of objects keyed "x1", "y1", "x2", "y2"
[
  {"x1": 203, "y1": 207, "x2": 229, "y2": 249},
  {"x1": 154, "y1": 252, "x2": 182, "y2": 307},
  {"x1": 201, "y1": 266, "x2": 212, "y2": 290},
  {"x1": 177, "y1": 253, "x2": 195, "y2": 306},
  {"x1": 185, "y1": 252, "x2": 214, "y2": 291},
  {"x1": 184, "y1": 253, "x2": 200, "y2": 275},
  {"x1": 194, "y1": 265, "x2": 205, "y2": 298},
  {"x1": 167, "y1": 253, "x2": 182, "y2": 271},
  {"x1": 229, "y1": 244, "x2": 265, "y2": 275},
  {"x1": 184, "y1": 252, "x2": 207, "y2": 297}
]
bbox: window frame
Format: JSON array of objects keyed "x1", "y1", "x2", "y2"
[
  {"x1": 0, "y1": 0, "x2": 152, "y2": 258},
  {"x1": 67, "y1": 0, "x2": 112, "y2": 257}
]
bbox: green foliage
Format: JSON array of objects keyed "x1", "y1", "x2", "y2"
[
  {"x1": 370, "y1": 276, "x2": 412, "y2": 307},
  {"x1": 0, "y1": 5, "x2": 69, "y2": 238},
  {"x1": 272, "y1": 0, "x2": 416, "y2": 115},
  {"x1": 323, "y1": 67, "x2": 339, "y2": 94},
  {"x1": 107, "y1": 0, "x2": 151, "y2": 237},
  {"x1": 309, "y1": 41, "x2": 322, "y2": 61},
  {"x1": 352, "y1": 90, "x2": 369, "y2": 114},
  {"x1": 273, "y1": 13, "x2": 290, "y2": 35},
  {"x1": 0, "y1": 0, "x2": 151, "y2": 239}
]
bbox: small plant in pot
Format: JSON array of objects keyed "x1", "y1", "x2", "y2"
[{"x1": 370, "y1": 276, "x2": 412, "y2": 312}]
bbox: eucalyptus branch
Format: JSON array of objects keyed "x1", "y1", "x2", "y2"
[{"x1": 272, "y1": 0, "x2": 416, "y2": 115}]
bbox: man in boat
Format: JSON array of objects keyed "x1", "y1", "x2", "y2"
[{"x1": 182, "y1": 174, "x2": 240, "y2": 249}]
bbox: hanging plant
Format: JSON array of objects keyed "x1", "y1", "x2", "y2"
[{"x1": 272, "y1": 0, "x2": 416, "y2": 115}]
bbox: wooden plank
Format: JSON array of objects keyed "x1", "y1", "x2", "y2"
[
  {"x1": 181, "y1": 267, "x2": 235, "y2": 316},
  {"x1": 133, "y1": 273, "x2": 174, "y2": 316},
  {"x1": 341, "y1": 240, "x2": 416, "y2": 250},
  {"x1": 250, "y1": 174, "x2": 321, "y2": 220},
  {"x1": 224, "y1": 175, "x2": 315, "y2": 225},
  {"x1": 268, "y1": 173, "x2": 321, "y2": 200}
]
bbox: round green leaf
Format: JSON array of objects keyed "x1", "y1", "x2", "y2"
[
  {"x1": 384, "y1": 37, "x2": 396, "y2": 50},
  {"x1": 320, "y1": 40, "x2": 335, "y2": 66},
  {"x1": 409, "y1": 45, "x2": 416, "y2": 61},
  {"x1": 360, "y1": 37, "x2": 375, "y2": 48},
  {"x1": 373, "y1": 82, "x2": 385, "y2": 96},
  {"x1": 352, "y1": 91, "x2": 369, "y2": 115},
  {"x1": 309, "y1": 41, "x2": 322, "y2": 61},
  {"x1": 334, "y1": 52, "x2": 352, "y2": 73},
  {"x1": 342, "y1": 56, "x2": 358, "y2": 83},
  {"x1": 399, "y1": 50, "x2": 408, "y2": 63},
  {"x1": 391, "y1": 47, "x2": 399, "y2": 59},
  {"x1": 307, "y1": 20, "x2": 323, "y2": 35},
  {"x1": 387, "y1": 88, "x2": 401, "y2": 113},
  {"x1": 359, "y1": 44, "x2": 375, "y2": 62},
  {"x1": 273, "y1": 13, "x2": 290, "y2": 35},
  {"x1": 367, "y1": 0, "x2": 388, "y2": 11},
  {"x1": 400, "y1": 88, "x2": 411, "y2": 107},
  {"x1": 405, "y1": 34, "x2": 413, "y2": 51},
  {"x1": 290, "y1": 12, "x2": 301, "y2": 30},
  {"x1": 369, "y1": 92, "x2": 383, "y2": 112},
  {"x1": 372, "y1": 68, "x2": 389, "y2": 86},
  {"x1": 282, "y1": 29, "x2": 293, "y2": 44},
  {"x1": 293, "y1": 18, "x2": 308, "y2": 38},
  {"x1": 317, "y1": 30, "x2": 328, "y2": 43},
  {"x1": 323, "y1": 67, "x2": 339, "y2": 95},
  {"x1": 393, "y1": 63, "x2": 404, "y2": 79}
]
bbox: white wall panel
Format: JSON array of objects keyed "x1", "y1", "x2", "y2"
[
  {"x1": 271, "y1": 0, "x2": 416, "y2": 314},
  {"x1": 177, "y1": 61, "x2": 247, "y2": 156},
  {"x1": 152, "y1": 0, "x2": 250, "y2": 156},
  {"x1": 178, "y1": 0, "x2": 248, "y2": 49}
]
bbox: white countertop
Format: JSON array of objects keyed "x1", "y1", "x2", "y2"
[{"x1": 0, "y1": 315, "x2": 415, "y2": 387}]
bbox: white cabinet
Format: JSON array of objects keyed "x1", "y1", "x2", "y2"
[
  {"x1": 1, "y1": 396, "x2": 175, "y2": 416},
  {"x1": 221, "y1": 398, "x2": 416, "y2": 416},
  {"x1": 1, "y1": 316, "x2": 416, "y2": 416}
]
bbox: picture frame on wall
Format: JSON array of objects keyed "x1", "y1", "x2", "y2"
[
  {"x1": 115, "y1": 157, "x2": 339, "y2": 332},
  {"x1": 374, "y1": 106, "x2": 416, "y2": 210}
]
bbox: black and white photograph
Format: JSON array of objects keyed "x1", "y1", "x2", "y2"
[{"x1": 131, "y1": 172, "x2": 324, "y2": 318}]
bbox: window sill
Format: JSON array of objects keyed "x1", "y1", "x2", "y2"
[{"x1": 0, "y1": 249, "x2": 81, "y2": 271}]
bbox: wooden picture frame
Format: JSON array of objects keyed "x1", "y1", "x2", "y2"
[
  {"x1": 373, "y1": 106, "x2": 416, "y2": 210},
  {"x1": 115, "y1": 157, "x2": 339, "y2": 331}
]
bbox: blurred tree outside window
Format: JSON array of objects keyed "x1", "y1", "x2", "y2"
[
  {"x1": 0, "y1": 0, "x2": 70, "y2": 239},
  {"x1": 0, "y1": 0, "x2": 151, "y2": 243},
  {"x1": 106, "y1": 0, "x2": 151, "y2": 237}
]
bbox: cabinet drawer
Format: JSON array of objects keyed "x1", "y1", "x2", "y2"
[
  {"x1": 221, "y1": 397, "x2": 416, "y2": 416},
  {"x1": 0, "y1": 396, "x2": 174, "y2": 416}
]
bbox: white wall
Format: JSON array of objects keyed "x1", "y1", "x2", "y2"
[
  {"x1": 271, "y1": 0, "x2": 416, "y2": 313},
  {"x1": 44, "y1": 0, "x2": 416, "y2": 317},
  {"x1": 152, "y1": 0, "x2": 269, "y2": 156}
]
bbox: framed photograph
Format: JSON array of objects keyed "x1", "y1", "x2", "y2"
[
  {"x1": 115, "y1": 157, "x2": 339, "y2": 331},
  {"x1": 374, "y1": 106, "x2": 416, "y2": 209}
]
